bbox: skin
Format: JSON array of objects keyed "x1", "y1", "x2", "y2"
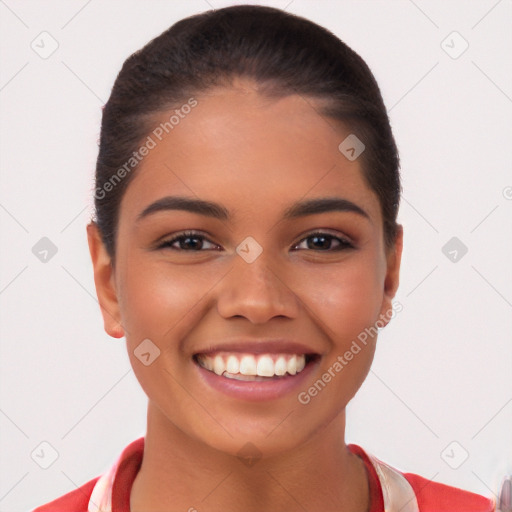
[{"x1": 87, "y1": 77, "x2": 403, "y2": 512}]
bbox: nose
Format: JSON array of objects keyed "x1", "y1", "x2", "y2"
[{"x1": 216, "y1": 247, "x2": 300, "y2": 324}]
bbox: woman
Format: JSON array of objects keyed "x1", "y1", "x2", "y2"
[{"x1": 33, "y1": 5, "x2": 495, "y2": 511}]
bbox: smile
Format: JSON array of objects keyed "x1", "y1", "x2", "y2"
[{"x1": 195, "y1": 352, "x2": 309, "y2": 380}]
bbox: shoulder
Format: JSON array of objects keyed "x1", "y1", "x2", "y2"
[
  {"x1": 30, "y1": 437, "x2": 145, "y2": 512},
  {"x1": 348, "y1": 444, "x2": 495, "y2": 512},
  {"x1": 30, "y1": 476, "x2": 99, "y2": 512},
  {"x1": 403, "y1": 471, "x2": 495, "y2": 512}
]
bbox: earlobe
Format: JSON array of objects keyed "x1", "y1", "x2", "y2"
[
  {"x1": 378, "y1": 225, "x2": 404, "y2": 326},
  {"x1": 86, "y1": 222, "x2": 125, "y2": 339}
]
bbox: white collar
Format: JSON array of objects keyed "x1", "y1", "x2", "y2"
[{"x1": 366, "y1": 452, "x2": 419, "y2": 512}]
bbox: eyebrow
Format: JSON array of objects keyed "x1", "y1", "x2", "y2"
[
  {"x1": 136, "y1": 196, "x2": 229, "y2": 222},
  {"x1": 136, "y1": 196, "x2": 370, "y2": 222},
  {"x1": 282, "y1": 197, "x2": 369, "y2": 220}
]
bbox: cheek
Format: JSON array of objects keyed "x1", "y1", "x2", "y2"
[
  {"x1": 117, "y1": 261, "x2": 204, "y2": 403},
  {"x1": 117, "y1": 258, "x2": 202, "y2": 343},
  {"x1": 300, "y1": 257, "x2": 384, "y2": 344},
  {"x1": 294, "y1": 262, "x2": 383, "y2": 419}
]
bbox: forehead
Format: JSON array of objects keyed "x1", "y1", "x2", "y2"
[{"x1": 119, "y1": 82, "x2": 381, "y2": 223}]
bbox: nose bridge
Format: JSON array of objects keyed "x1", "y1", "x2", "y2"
[{"x1": 216, "y1": 241, "x2": 298, "y2": 323}]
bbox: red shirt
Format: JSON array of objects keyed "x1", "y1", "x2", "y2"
[{"x1": 31, "y1": 437, "x2": 495, "y2": 512}]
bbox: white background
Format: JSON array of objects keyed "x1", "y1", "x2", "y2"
[{"x1": 0, "y1": 1, "x2": 511, "y2": 510}]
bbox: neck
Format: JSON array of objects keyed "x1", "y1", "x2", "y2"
[{"x1": 130, "y1": 402, "x2": 369, "y2": 512}]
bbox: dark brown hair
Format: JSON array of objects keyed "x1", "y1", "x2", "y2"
[{"x1": 93, "y1": 4, "x2": 401, "y2": 262}]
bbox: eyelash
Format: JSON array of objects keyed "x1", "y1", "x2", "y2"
[{"x1": 157, "y1": 230, "x2": 355, "y2": 252}]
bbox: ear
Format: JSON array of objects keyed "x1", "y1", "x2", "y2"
[
  {"x1": 86, "y1": 222, "x2": 125, "y2": 339},
  {"x1": 378, "y1": 224, "x2": 403, "y2": 327}
]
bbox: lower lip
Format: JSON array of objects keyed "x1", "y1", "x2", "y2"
[{"x1": 194, "y1": 357, "x2": 319, "y2": 402}]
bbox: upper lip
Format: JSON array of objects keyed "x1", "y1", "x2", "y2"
[{"x1": 193, "y1": 339, "x2": 321, "y2": 356}]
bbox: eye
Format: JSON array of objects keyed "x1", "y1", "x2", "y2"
[
  {"x1": 157, "y1": 231, "x2": 220, "y2": 251},
  {"x1": 292, "y1": 231, "x2": 354, "y2": 251},
  {"x1": 156, "y1": 230, "x2": 354, "y2": 252}
]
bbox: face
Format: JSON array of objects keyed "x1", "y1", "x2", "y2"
[{"x1": 88, "y1": 78, "x2": 402, "y2": 458}]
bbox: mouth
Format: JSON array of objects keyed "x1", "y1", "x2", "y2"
[
  {"x1": 191, "y1": 340, "x2": 322, "y2": 401},
  {"x1": 194, "y1": 352, "x2": 319, "y2": 381}
]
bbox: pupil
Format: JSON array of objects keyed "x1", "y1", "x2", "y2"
[
  {"x1": 310, "y1": 235, "x2": 330, "y2": 250},
  {"x1": 183, "y1": 236, "x2": 201, "y2": 250}
]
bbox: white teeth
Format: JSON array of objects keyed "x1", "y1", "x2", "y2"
[
  {"x1": 256, "y1": 355, "x2": 275, "y2": 377},
  {"x1": 213, "y1": 355, "x2": 225, "y2": 376},
  {"x1": 223, "y1": 372, "x2": 268, "y2": 381},
  {"x1": 197, "y1": 352, "x2": 308, "y2": 378},
  {"x1": 287, "y1": 355, "x2": 297, "y2": 375},
  {"x1": 226, "y1": 355, "x2": 239, "y2": 374},
  {"x1": 274, "y1": 356, "x2": 287, "y2": 376},
  {"x1": 239, "y1": 355, "x2": 257, "y2": 375}
]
